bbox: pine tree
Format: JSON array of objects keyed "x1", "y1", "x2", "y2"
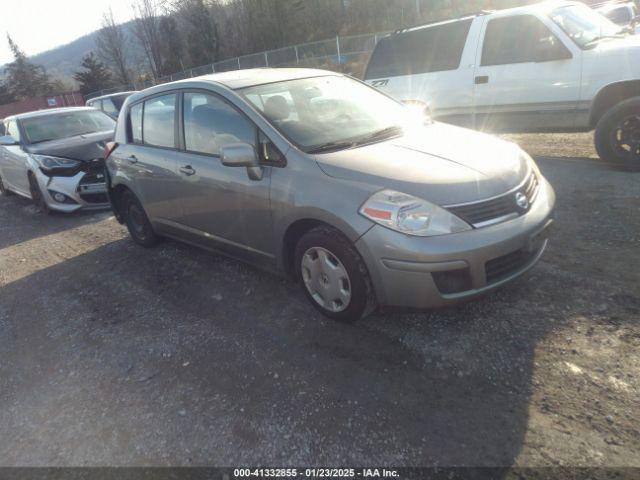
[
  {"x1": 73, "y1": 52, "x2": 113, "y2": 95},
  {"x1": 5, "y1": 34, "x2": 51, "y2": 100}
]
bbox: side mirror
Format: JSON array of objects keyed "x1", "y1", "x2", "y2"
[
  {"x1": 220, "y1": 142, "x2": 263, "y2": 181},
  {"x1": 0, "y1": 135, "x2": 18, "y2": 146}
]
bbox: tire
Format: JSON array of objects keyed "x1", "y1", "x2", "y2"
[
  {"x1": 294, "y1": 225, "x2": 376, "y2": 322},
  {"x1": 0, "y1": 173, "x2": 13, "y2": 197},
  {"x1": 120, "y1": 190, "x2": 161, "y2": 247},
  {"x1": 594, "y1": 96, "x2": 640, "y2": 169},
  {"x1": 28, "y1": 173, "x2": 50, "y2": 214}
]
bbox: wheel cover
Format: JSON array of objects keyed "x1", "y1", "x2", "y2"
[
  {"x1": 128, "y1": 203, "x2": 147, "y2": 238},
  {"x1": 301, "y1": 247, "x2": 352, "y2": 313},
  {"x1": 611, "y1": 114, "x2": 640, "y2": 162}
]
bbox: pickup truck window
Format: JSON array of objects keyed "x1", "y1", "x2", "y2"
[
  {"x1": 364, "y1": 19, "x2": 472, "y2": 80},
  {"x1": 482, "y1": 15, "x2": 570, "y2": 66}
]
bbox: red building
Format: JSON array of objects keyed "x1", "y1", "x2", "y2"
[{"x1": 0, "y1": 91, "x2": 84, "y2": 119}]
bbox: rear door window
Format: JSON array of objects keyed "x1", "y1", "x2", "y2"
[
  {"x1": 142, "y1": 94, "x2": 176, "y2": 148},
  {"x1": 183, "y1": 92, "x2": 256, "y2": 156},
  {"x1": 102, "y1": 98, "x2": 119, "y2": 117},
  {"x1": 364, "y1": 19, "x2": 472, "y2": 79}
]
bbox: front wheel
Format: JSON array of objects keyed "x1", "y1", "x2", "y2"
[
  {"x1": 294, "y1": 226, "x2": 376, "y2": 322},
  {"x1": 595, "y1": 97, "x2": 640, "y2": 169},
  {"x1": 28, "y1": 173, "x2": 50, "y2": 214},
  {"x1": 121, "y1": 190, "x2": 161, "y2": 247},
  {"x1": 0, "y1": 173, "x2": 13, "y2": 197}
]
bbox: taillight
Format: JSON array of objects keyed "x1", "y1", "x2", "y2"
[{"x1": 104, "y1": 142, "x2": 118, "y2": 159}]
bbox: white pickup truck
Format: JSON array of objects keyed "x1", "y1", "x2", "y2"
[{"x1": 364, "y1": 0, "x2": 640, "y2": 167}]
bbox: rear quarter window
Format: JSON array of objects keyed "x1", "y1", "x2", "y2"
[
  {"x1": 364, "y1": 19, "x2": 472, "y2": 80},
  {"x1": 129, "y1": 103, "x2": 143, "y2": 143}
]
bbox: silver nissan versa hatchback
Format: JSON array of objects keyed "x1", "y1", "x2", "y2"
[{"x1": 105, "y1": 68, "x2": 555, "y2": 322}]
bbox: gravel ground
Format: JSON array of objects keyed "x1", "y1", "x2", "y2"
[{"x1": 0, "y1": 134, "x2": 638, "y2": 467}]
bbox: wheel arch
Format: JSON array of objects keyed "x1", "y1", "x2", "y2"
[
  {"x1": 590, "y1": 80, "x2": 640, "y2": 127},
  {"x1": 280, "y1": 214, "x2": 372, "y2": 277},
  {"x1": 108, "y1": 182, "x2": 134, "y2": 224}
]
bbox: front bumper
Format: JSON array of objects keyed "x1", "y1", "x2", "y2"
[
  {"x1": 355, "y1": 177, "x2": 556, "y2": 309},
  {"x1": 34, "y1": 168, "x2": 110, "y2": 213}
]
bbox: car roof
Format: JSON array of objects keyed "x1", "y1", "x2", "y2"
[
  {"x1": 392, "y1": 0, "x2": 577, "y2": 35},
  {"x1": 127, "y1": 68, "x2": 340, "y2": 105},
  {"x1": 6, "y1": 106, "x2": 98, "y2": 122},
  {"x1": 87, "y1": 91, "x2": 137, "y2": 102}
]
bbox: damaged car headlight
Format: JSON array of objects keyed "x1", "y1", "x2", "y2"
[
  {"x1": 31, "y1": 154, "x2": 81, "y2": 174},
  {"x1": 359, "y1": 189, "x2": 471, "y2": 237}
]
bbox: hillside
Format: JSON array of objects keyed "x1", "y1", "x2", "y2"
[{"x1": 2, "y1": 20, "x2": 143, "y2": 86}]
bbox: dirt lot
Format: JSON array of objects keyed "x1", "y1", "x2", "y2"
[{"x1": 0, "y1": 133, "x2": 638, "y2": 467}]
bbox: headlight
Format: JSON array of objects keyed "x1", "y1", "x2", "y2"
[
  {"x1": 359, "y1": 190, "x2": 471, "y2": 237},
  {"x1": 31, "y1": 154, "x2": 81, "y2": 172},
  {"x1": 520, "y1": 149, "x2": 541, "y2": 176}
]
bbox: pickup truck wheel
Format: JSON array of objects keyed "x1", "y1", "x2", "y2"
[
  {"x1": 0, "y1": 174, "x2": 13, "y2": 196},
  {"x1": 294, "y1": 225, "x2": 376, "y2": 322},
  {"x1": 121, "y1": 190, "x2": 161, "y2": 247},
  {"x1": 595, "y1": 97, "x2": 640, "y2": 169}
]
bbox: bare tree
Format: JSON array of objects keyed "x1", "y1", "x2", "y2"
[
  {"x1": 131, "y1": 0, "x2": 164, "y2": 79},
  {"x1": 96, "y1": 9, "x2": 131, "y2": 85}
]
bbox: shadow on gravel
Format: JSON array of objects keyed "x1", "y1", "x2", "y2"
[
  {"x1": 0, "y1": 234, "x2": 572, "y2": 468},
  {"x1": 0, "y1": 195, "x2": 110, "y2": 250}
]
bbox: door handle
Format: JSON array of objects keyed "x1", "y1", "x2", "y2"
[
  {"x1": 126, "y1": 155, "x2": 138, "y2": 164},
  {"x1": 475, "y1": 75, "x2": 489, "y2": 85},
  {"x1": 179, "y1": 165, "x2": 196, "y2": 176}
]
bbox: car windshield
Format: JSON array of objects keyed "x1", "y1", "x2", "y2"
[
  {"x1": 240, "y1": 76, "x2": 422, "y2": 153},
  {"x1": 21, "y1": 110, "x2": 115, "y2": 144},
  {"x1": 550, "y1": 4, "x2": 622, "y2": 48}
]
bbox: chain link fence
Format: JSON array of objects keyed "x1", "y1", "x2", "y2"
[{"x1": 86, "y1": 31, "x2": 389, "y2": 99}]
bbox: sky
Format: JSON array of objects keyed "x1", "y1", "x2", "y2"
[{"x1": 0, "y1": 0, "x2": 135, "y2": 65}]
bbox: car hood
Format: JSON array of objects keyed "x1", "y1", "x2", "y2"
[
  {"x1": 315, "y1": 122, "x2": 530, "y2": 205},
  {"x1": 25, "y1": 130, "x2": 114, "y2": 162}
]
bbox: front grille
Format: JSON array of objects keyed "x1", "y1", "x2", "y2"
[
  {"x1": 446, "y1": 172, "x2": 540, "y2": 227},
  {"x1": 485, "y1": 248, "x2": 537, "y2": 285},
  {"x1": 79, "y1": 159, "x2": 106, "y2": 185}
]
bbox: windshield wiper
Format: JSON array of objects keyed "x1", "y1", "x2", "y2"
[
  {"x1": 353, "y1": 125, "x2": 403, "y2": 146},
  {"x1": 306, "y1": 140, "x2": 355, "y2": 154}
]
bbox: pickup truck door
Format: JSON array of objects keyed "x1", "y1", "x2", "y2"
[{"x1": 472, "y1": 13, "x2": 582, "y2": 132}]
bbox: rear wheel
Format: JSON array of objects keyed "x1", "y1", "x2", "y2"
[
  {"x1": 28, "y1": 173, "x2": 50, "y2": 214},
  {"x1": 0, "y1": 174, "x2": 13, "y2": 196},
  {"x1": 595, "y1": 97, "x2": 640, "y2": 169},
  {"x1": 121, "y1": 190, "x2": 161, "y2": 247},
  {"x1": 294, "y1": 225, "x2": 376, "y2": 322}
]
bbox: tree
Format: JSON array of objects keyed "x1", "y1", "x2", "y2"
[
  {"x1": 0, "y1": 81, "x2": 15, "y2": 105},
  {"x1": 132, "y1": 0, "x2": 164, "y2": 79},
  {"x1": 73, "y1": 52, "x2": 113, "y2": 95},
  {"x1": 96, "y1": 9, "x2": 131, "y2": 85},
  {"x1": 4, "y1": 34, "x2": 51, "y2": 100},
  {"x1": 174, "y1": 0, "x2": 219, "y2": 67},
  {"x1": 158, "y1": 15, "x2": 185, "y2": 74}
]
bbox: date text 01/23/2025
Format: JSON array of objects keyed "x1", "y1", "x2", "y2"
[{"x1": 233, "y1": 468, "x2": 400, "y2": 478}]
